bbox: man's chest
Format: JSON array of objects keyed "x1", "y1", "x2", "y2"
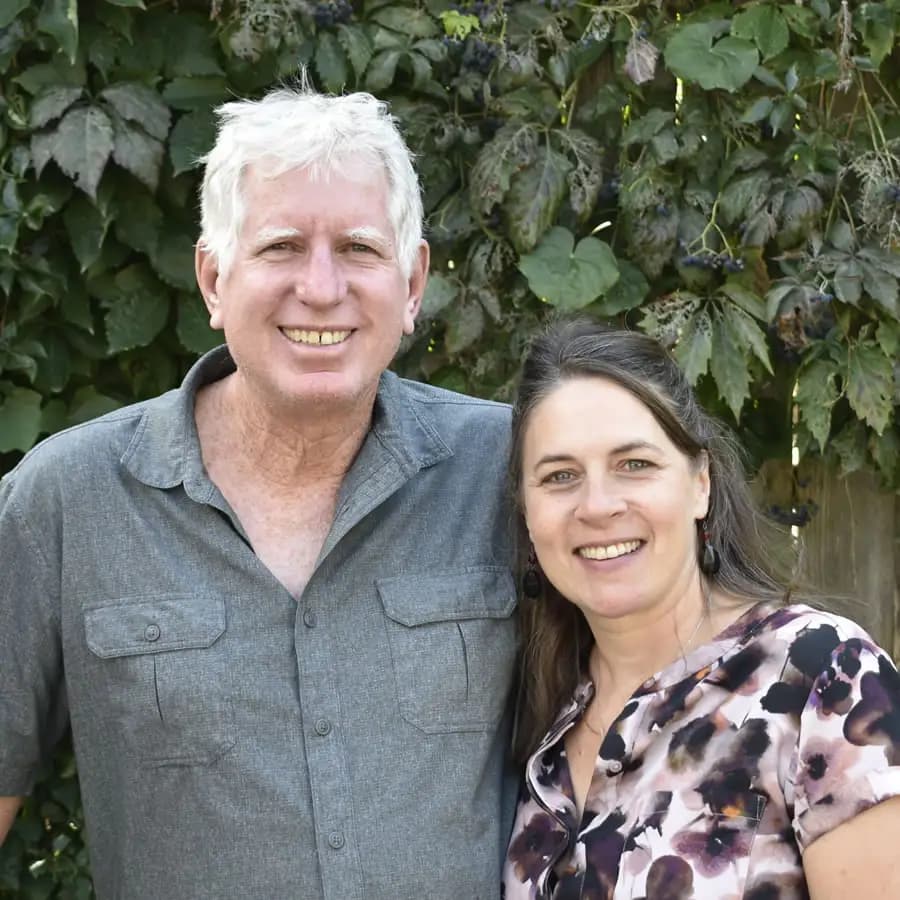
[{"x1": 225, "y1": 486, "x2": 338, "y2": 598}]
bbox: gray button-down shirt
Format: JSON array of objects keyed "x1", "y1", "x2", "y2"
[{"x1": 0, "y1": 347, "x2": 518, "y2": 900}]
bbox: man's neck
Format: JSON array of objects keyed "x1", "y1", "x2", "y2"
[{"x1": 194, "y1": 373, "x2": 375, "y2": 489}]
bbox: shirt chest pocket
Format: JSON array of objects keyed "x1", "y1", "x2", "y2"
[
  {"x1": 377, "y1": 568, "x2": 518, "y2": 734},
  {"x1": 83, "y1": 596, "x2": 235, "y2": 768}
]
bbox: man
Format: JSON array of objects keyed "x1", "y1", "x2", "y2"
[{"x1": 0, "y1": 86, "x2": 517, "y2": 899}]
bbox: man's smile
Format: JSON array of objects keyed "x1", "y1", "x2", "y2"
[{"x1": 280, "y1": 327, "x2": 353, "y2": 346}]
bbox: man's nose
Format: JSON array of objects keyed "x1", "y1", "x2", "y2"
[
  {"x1": 574, "y1": 475, "x2": 627, "y2": 521},
  {"x1": 294, "y1": 244, "x2": 346, "y2": 306}
]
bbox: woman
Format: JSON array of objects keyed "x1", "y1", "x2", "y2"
[{"x1": 503, "y1": 320, "x2": 900, "y2": 900}]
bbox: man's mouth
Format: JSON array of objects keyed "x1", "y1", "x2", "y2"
[
  {"x1": 577, "y1": 540, "x2": 643, "y2": 561},
  {"x1": 280, "y1": 328, "x2": 352, "y2": 346}
]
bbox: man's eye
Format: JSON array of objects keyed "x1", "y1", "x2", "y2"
[
  {"x1": 265, "y1": 242, "x2": 291, "y2": 252},
  {"x1": 349, "y1": 242, "x2": 376, "y2": 253}
]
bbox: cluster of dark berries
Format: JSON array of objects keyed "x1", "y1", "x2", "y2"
[
  {"x1": 767, "y1": 503, "x2": 816, "y2": 527},
  {"x1": 883, "y1": 184, "x2": 900, "y2": 204},
  {"x1": 462, "y1": 36, "x2": 499, "y2": 74},
  {"x1": 533, "y1": 0, "x2": 577, "y2": 9},
  {"x1": 313, "y1": 0, "x2": 353, "y2": 28},
  {"x1": 468, "y1": 0, "x2": 497, "y2": 23},
  {"x1": 679, "y1": 252, "x2": 745, "y2": 272}
]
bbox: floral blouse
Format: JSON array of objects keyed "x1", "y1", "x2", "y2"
[{"x1": 503, "y1": 603, "x2": 900, "y2": 899}]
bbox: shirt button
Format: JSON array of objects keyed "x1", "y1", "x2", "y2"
[
  {"x1": 303, "y1": 609, "x2": 317, "y2": 628},
  {"x1": 327, "y1": 831, "x2": 345, "y2": 850},
  {"x1": 144, "y1": 624, "x2": 161, "y2": 642},
  {"x1": 606, "y1": 760, "x2": 623, "y2": 775},
  {"x1": 314, "y1": 718, "x2": 332, "y2": 736}
]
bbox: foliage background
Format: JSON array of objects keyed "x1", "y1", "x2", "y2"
[{"x1": 1, "y1": 0, "x2": 898, "y2": 893}]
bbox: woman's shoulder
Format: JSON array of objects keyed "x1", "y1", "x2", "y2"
[{"x1": 745, "y1": 601, "x2": 886, "y2": 649}]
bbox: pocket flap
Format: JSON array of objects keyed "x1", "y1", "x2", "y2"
[
  {"x1": 377, "y1": 568, "x2": 515, "y2": 626},
  {"x1": 84, "y1": 596, "x2": 226, "y2": 658}
]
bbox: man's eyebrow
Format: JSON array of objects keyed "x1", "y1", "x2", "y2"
[
  {"x1": 346, "y1": 226, "x2": 392, "y2": 246},
  {"x1": 253, "y1": 226, "x2": 301, "y2": 244}
]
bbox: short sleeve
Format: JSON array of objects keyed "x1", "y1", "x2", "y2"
[
  {"x1": 792, "y1": 635, "x2": 900, "y2": 849},
  {"x1": 0, "y1": 474, "x2": 68, "y2": 795}
]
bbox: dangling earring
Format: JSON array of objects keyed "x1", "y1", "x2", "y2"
[
  {"x1": 698, "y1": 519, "x2": 720, "y2": 575},
  {"x1": 522, "y1": 544, "x2": 543, "y2": 598}
]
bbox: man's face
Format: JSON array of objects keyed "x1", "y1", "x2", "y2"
[{"x1": 197, "y1": 160, "x2": 428, "y2": 412}]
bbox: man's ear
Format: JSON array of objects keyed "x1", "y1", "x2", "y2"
[
  {"x1": 402, "y1": 241, "x2": 430, "y2": 336},
  {"x1": 195, "y1": 243, "x2": 224, "y2": 331}
]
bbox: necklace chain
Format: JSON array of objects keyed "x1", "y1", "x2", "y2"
[{"x1": 581, "y1": 589, "x2": 712, "y2": 739}]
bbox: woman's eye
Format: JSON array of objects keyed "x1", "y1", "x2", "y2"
[
  {"x1": 622, "y1": 459, "x2": 652, "y2": 472},
  {"x1": 542, "y1": 470, "x2": 576, "y2": 485}
]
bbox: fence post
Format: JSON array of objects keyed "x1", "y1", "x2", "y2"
[{"x1": 796, "y1": 460, "x2": 898, "y2": 654}]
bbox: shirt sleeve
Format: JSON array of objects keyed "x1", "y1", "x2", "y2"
[
  {"x1": 791, "y1": 634, "x2": 900, "y2": 850},
  {"x1": 0, "y1": 474, "x2": 68, "y2": 795}
]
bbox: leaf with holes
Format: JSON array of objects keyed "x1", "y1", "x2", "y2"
[
  {"x1": 505, "y1": 146, "x2": 571, "y2": 253},
  {"x1": 518, "y1": 227, "x2": 619, "y2": 310},
  {"x1": 469, "y1": 122, "x2": 540, "y2": 217}
]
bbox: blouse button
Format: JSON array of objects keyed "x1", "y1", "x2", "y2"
[{"x1": 606, "y1": 760, "x2": 623, "y2": 775}]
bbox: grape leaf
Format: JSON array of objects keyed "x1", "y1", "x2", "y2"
[
  {"x1": 846, "y1": 341, "x2": 893, "y2": 434},
  {"x1": 664, "y1": 21, "x2": 759, "y2": 92},
  {"x1": 505, "y1": 146, "x2": 571, "y2": 253},
  {"x1": 796, "y1": 357, "x2": 839, "y2": 449},
  {"x1": 518, "y1": 226, "x2": 619, "y2": 310}
]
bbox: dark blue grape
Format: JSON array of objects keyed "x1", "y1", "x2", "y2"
[{"x1": 314, "y1": 0, "x2": 352, "y2": 27}]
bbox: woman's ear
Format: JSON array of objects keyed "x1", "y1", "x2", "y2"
[{"x1": 693, "y1": 450, "x2": 711, "y2": 520}]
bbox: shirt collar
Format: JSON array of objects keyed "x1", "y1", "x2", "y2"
[{"x1": 120, "y1": 345, "x2": 453, "y2": 490}]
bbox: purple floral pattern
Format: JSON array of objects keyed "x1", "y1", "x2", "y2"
[{"x1": 504, "y1": 603, "x2": 900, "y2": 898}]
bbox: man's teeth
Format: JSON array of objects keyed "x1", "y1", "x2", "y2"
[
  {"x1": 578, "y1": 540, "x2": 642, "y2": 560},
  {"x1": 282, "y1": 328, "x2": 350, "y2": 346}
]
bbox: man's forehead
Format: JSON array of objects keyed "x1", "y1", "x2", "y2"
[{"x1": 243, "y1": 153, "x2": 387, "y2": 189}]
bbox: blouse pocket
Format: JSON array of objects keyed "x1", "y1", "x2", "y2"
[
  {"x1": 377, "y1": 567, "x2": 517, "y2": 733},
  {"x1": 622, "y1": 790, "x2": 767, "y2": 898},
  {"x1": 83, "y1": 595, "x2": 235, "y2": 768}
]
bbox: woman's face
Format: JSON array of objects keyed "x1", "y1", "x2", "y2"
[{"x1": 520, "y1": 376, "x2": 710, "y2": 629}]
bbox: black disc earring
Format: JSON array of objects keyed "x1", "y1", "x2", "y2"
[
  {"x1": 522, "y1": 544, "x2": 543, "y2": 598},
  {"x1": 698, "y1": 519, "x2": 721, "y2": 575}
]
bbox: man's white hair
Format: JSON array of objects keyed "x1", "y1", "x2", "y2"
[{"x1": 198, "y1": 85, "x2": 424, "y2": 278}]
